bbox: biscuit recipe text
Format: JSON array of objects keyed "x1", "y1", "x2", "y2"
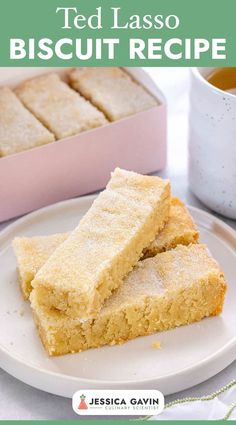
[{"x1": 9, "y1": 6, "x2": 227, "y2": 62}]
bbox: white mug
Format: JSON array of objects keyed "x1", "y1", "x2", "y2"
[{"x1": 189, "y1": 67, "x2": 236, "y2": 219}]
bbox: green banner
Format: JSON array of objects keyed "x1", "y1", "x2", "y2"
[
  {"x1": 0, "y1": 0, "x2": 235, "y2": 66},
  {"x1": 0, "y1": 421, "x2": 229, "y2": 424}
]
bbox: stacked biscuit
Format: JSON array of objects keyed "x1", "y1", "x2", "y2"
[
  {"x1": 13, "y1": 168, "x2": 227, "y2": 356},
  {"x1": 0, "y1": 68, "x2": 157, "y2": 157}
]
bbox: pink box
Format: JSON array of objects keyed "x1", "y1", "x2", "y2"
[{"x1": 0, "y1": 68, "x2": 167, "y2": 222}]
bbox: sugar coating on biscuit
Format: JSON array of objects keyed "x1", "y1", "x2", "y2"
[
  {"x1": 13, "y1": 197, "x2": 198, "y2": 300},
  {"x1": 13, "y1": 233, "x2": 69, "y2": 299},
  {"x1": 144, "y1": 197, "x2": 199, "y2": 258},
  {"x1": 0, "y1": 87, "x2": 55, "y2": 156},
  {"x1": 69, "y1": 67, "x2": 158, "y2": 121},
  {"x1": 15, "y1": 73, "x2": 108, "y2": 139},
  {"x1": 30, "y1": 244, "x2": 227, "y2": 356},
  {"x1": 31, "y1": 168, "x2": 170, "y2": 319}
]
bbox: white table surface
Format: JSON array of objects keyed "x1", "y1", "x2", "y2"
[{"x1": 0, "y1": 68, "x2": 235, "y2": 420}]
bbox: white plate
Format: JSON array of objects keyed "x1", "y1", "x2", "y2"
[{"x1": 0, "y1": 196, "x2": 235, "y2": 397}]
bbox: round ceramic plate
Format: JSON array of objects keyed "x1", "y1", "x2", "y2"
[{"x1": 0, "y1": 196, "x2": 235, "y2": 397}]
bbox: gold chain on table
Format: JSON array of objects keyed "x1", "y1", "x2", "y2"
[
  {"x1": 164, "y1": 379, "x2": 236, "y2": 409},
  {"x1": 222, "y1": 400, "x2": 236, "y2": 420},
  {"x1": 135, "y1": 380, "x2": 236, "y2": 421}
]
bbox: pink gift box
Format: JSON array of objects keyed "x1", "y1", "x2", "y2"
[{"x1": 0, "y1": 68, "x2": 167, "y2": 222}]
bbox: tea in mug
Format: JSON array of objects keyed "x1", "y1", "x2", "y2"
[{"x1": 207, "y1": 67, "x2": 236, "y2": 94}]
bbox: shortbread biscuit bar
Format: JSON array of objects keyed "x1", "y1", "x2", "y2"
[
  {"x1": 13, "y1": 199, "x2": 198, "y2": 300},
  {"x1": 15, "y1": 73, "x2": 108, "y2": 139},
  {"x1": 69, "y1": 67, "x2": 158, "y2": 121},
  {"x1": 13, "y1": 233, "x2": 69, "y2": 300},
  {"x1": 144, "y1": 198, "x2": 199, "y2": 258},
  {"x1": 31, "y1": 168, "x2": 170, "y2": 318},
  {"x1": 30, "y1": 244, "x2": 227, "y2": 356},
  {"x1": 0, "y1": 87, "x2": 55, "y2": 156}
]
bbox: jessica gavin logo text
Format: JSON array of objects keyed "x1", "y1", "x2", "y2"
[
  {"x1": 88, "y1": 397, "x2": 160, "y2": 406},
  {"x1": 73, "y1": 390, "x2": 165, "y2": 415}
]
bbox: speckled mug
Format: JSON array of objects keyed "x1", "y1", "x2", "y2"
[{"x1": 189, "y1": 67, "x2": 236, "y2": 219}]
